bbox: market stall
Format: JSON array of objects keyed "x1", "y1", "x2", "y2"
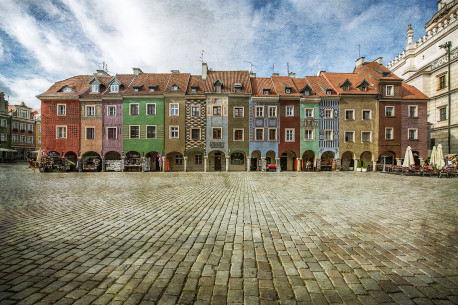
[{"x1": 125, "y1": 151, "x2": 142, "y2": 172}]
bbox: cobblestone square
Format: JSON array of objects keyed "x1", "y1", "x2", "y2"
[{"x1": 0, "y1": 163, "x2": 457, "y2": 304}]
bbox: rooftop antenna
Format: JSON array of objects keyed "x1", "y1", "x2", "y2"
[
  {"x1": 244, "y1": 61, "x2": 257, "y2": 73},
  {"x1": 287, "y1": 62, "x2": 290, "y2": 74},
  {"x1": 357, "y1": 44, "x2": 361, "y2": 58},
  {"x1": 317, "y1": 61, "x2": 321, "y2": 76},
  {"x1": 199, "y1": 50, "x2": 208, "y2": 63},
  {"x1": 272, "y1": 64, "x2": 275, "y2": 73}
]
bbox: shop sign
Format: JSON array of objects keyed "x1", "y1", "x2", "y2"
[{"x1": 210, "y1": 142, "x2": 224, "y2": 148}]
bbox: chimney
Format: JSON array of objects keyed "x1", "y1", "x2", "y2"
[
  {"x1": 202, "y1": 63, "x2": 208, "y2": 80},
  {"x1": 95, "y1": 70, "x2": 110, "y2": 77},
  {"x1": 375, "y1": 57, "x2": 383, "y2": 65},
  {"x1": 272, "y1": 73, "x2": 279, "y2": 76},
  {"x1": 288, "y1": 72, "x2": 296, "y2": 78},
  {"x1": 132, "y1": 68, "x2": 143, "y2": 75},
  {"x1": 171, "y1": 70, "x2": 180, "y2": 74},
  {"x1": 355, "y1": 57, "x2": 365, "y2": 67},
  {"x1": 250, "y1": 72, "x2": 256, "y2": 77}
]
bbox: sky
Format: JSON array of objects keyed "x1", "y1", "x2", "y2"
[{"x1": 0, "y1": 0, "x2": 437, "y2": 109}]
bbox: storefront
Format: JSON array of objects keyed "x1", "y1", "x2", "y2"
[
  {"x1": 125, "y1": 151, "x2": 142, "y2": 172},
  {"x1": 81, "y1": 151, "x2": 102, "y2": 172}
]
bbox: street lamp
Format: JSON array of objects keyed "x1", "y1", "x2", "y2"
[{"x1": 439, "y1": 41, "x2": 452, "y2": 154}]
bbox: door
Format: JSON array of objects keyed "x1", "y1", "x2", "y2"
[
  {"x1": 215, "y1": 155, "x2": 221, "y2": 171},
  {"x1": 280, "y1": 156, "x2": 287, "y2": 171},
  {"x1": 250, "y1": 158, "x2": 257, "y2": 171}
]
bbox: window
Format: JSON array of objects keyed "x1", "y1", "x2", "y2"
[
  {"x1": 38, "y1": 125, "x2": 41, "y2": 133},
  {"x1": 130, "y1": 126, "x2": 139, "y2": 139},
  {"x1": 149, "y1": 87, "x2": 155, "y2": 92},
  {"x1": 191, "y1": 87, "x2": 197, "y2": 93},
  {"x1": 286, "y1": 128, "x2": 294, "y2": 142},
  {"x1": 38, "y1": 136, "x2": 41, "y2": 144},
  {"x1": 385, "y1": 106, "x2": 394, "y2": 117},
  {"x1": 110, "y1": 85, "x2": 119, "y2": 92},
  {"x1": 130, "y1": 104, "x2": 139, "y2": 115},
  {"x1": 147, "y1": 104, "x2": 156, "y2": 115},
  {"x1": 172, "y1": 85, "x2": 178, "y2": 91},
  {"x1": 409, "y1": 105, "x2": 418, "y2": 118},
  {"x1": 385, "y1": 128, "x2": 393, "y2": 140},
  {"x1": 263, "y1": 90, "x2": 270, "y2": 95},
  {"x1": 12, "y1": 134, "x2": 18, "y2": 143},
  {"x1": 1, "y1": 133, "x2": 6, "y2": 141},
  {"x1": 303, "y1": 90, "x2": 310, "y2": 96},
  {"x1": 362, "y1": 110, "x2": 372, "y2": 120},
  {"x1": 326, "y1": 90, "x2": 332, "y2": 95},
  {"x1": 325, "y1": 130, "x2": 333, "y2": 141},
  {"x1": 13, "y1": 122, "x2": 19, "y2": 129},
  {"x1": 256, "y1": 106, "x2": 264, "y2": 117},
  {"x1": 342, "y1": 85, "x2": 349, "y2": 91},
  {"x1": 108, "y1": 106, "x2": 116, "y2": 116},
  {"x1": 56, "y1": 126, "x2": 67, "y2": 139},
  {"x1": 57, "y1": 104, "x2": 66, "y2": 116},
  {"x1": 20, "y1": 135, "x2": 26, "y2": 143},
  {"x1": 147, "y1": 126, "x2": 156, "y2": 139},
  {"x1": 234, "y1": 107, "x2": 244, "y2": 117},
  {"x1": 305, "y1": 108, "x2": 314, "y2": 118},
  {"x1": 255, "y1": 128, "x2": 264, "y2": 141},
  {"x1": 170, "y1": 104, "x2": 179, "y2": 116},
  {"x1": 20, "y1": 123, "x2": 26, "y2": 131},
  {"x1": 231, "y1": 153, "x2": 245, "y2": 165},
  {"x1": 345, "y1": 110, "x2": 354, "y2": 120},
  {"x1": 213, "y1": 106, "x2": 221, "y2": 116},
  {"x1": 107, "y1": 127, "x2": 117, "y2": 140},
  {"x1": 191, "y1": 106, "x2": 200, "y2": 117},
  {"x1": 360, "y1": 86, "x2": 367, "y2": 92},
  {"x1": 0, "y1": 119, "x2": 6, "y2": 127},
  {"x1": 134, "y1": 88, "x2": 139, "y2": 92},
  {"x1": 438, "y1": 74, "x2": 446, "y2": 90},
  {"x1": 212, "y1": 127, "x2": 222, "y2": 140},
  {"x1": 408, "y1": 128, "x2": 418, "y2": 140},
  {"x1": 215, "y1": 85, "x2": 221, "y2": 93},
  {"x1": 62, "y1": 86, "x2": 73, "y2": 92},
  {"x1": 27, "y1": 136, "x2": 33, "y2": 144},
  {"x1": 86, "y1": 127, "x2": 95, "y2": 140},
  {"x1": 304, "y1": 129, "x2": 314, "y2": 140},
  {"x1": 195, "y1": 154, "x2": 203, "y2": 165},
  {"x1": 285, "y1": 88, "x2": 291, "y2": 94},
  {"x1": 234, "y1": 129, "x2": 244, "y2": 141},
  {"x1": 386, "y1": 85, "x2": 393, "y2": 96},
  {"x1": 28, "y1": 124, "x2": 33, "y2": 131},
  {"x1": 91, "y1": 84, "x2": 99, "y2": 93},
  {"x1": 361, "y1": 131, "x2": 372, "y2": 143},
  {"x1": 269, "y1": 106, "x2": 277, "y2": 117},
  {"x1": 175, "y1": 154, "x2": 183, "y2": 165},
  {"x1": 86, "y1": 105, "x2": 95, "y2": 116},
  {"x1": 286, "y1": 106, "x2": 294, "y2": 117},
  {"x1": 344, "y1": 131, "x2": 354, "y2": 143},
  {"x1": 191, "y1": 128, "x2": 200, "y2": 140},
  {"x1": 170, "y1": 126, "x2": 179, "y2": 139},
  {"x1": 439, "y1": 107, "x2": 447, "y2": 121},
  {"x1": 325, "y1": 109, "x2": 333, "y2": 119},
  {"x1": 268, "y1": 128, "x2": 277, "y2": 141}
]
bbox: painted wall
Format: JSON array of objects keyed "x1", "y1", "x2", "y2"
[
  {"x1": 401, "y1": 101, "x2": 428, "y2": 159},
  {"x1": 300, "y1": 101, "x2": 319, "y2": 159},
  {"x1": 185, "y1": 98, "x2": 206, "y2": 171},
  {"x1": 102, "y1": 100, "x2": 123, "y2": 157},
  {"x1": 206, "y1": 96, "x2": 228, "y2": 156},
  {"x1": 80, "y1": 101, "x2": 103, "y2": 156},
  {"x1": 319, "y1": 99, "x2": 340, "y2": 158},
  {"x1": 378, "y1": 101, "x2": 402, "y2": 160},
  {"x1": 228, "y1": 96, "x2": 250, "y2": 170},
  {"x1": 279, "y1": 99, "x2": 300, "y2": 157},
  {"x1": 249, "y1": 99, "x2": 280, "y2": 158}
]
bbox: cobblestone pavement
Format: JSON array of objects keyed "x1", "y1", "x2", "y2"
[{"x1": 0, "y1": 163, "x2": 457, "y2": 305}]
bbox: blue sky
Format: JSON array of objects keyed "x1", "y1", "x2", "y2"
[{"x1": 0, "y1": 0, "x2": 436, "y2": 109}]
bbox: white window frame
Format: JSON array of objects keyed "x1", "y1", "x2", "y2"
[
  {"x1": 129, "y1": 125, "x2": 140, "y2": 139},
  {"x1": 91, "y1": 84, "x2": 99, "y2": 93},
  {"x1": 268, "y1": 128, "x2": 277, "y2": 141},
  {"x1": 20, "y1": 123, "x2": 26, "y2": 131},
  {"x1": 263, "y1": 90, "x2": 270, "y2": 95},
  {"x1": 146, "y1": 125, "x2": 157, "y2": 139},
  {"x1": 85, "y1": 126, "x2": 95, "y2": 140},
  {"x1": 13, "y1": 122, "x2": 19, "y2": 129},
  {"x1": 385, "y1": 127, "x2": 393, "y2": 140},
  {"x1": 28, "y1": 124, "x2": 33, "y2": 132},
  {"x1": 57, "y1": 104, "x2": 66, "y2": 116},
  {"x1": 107, "y1": 127, "x2": 117, "y2": 140},
  {"x1": 20, "y1": 135, "x2": 26, "y2": 143},
  {"x1": 129, "y1": 103, "x2": 139, "y2": 115},
  {"x1": 38, "y1": 125, "x2": 41, "y2": 133},
  {"x1": 362, "y1": 109, "x2": 372, "y2": 120},
  {"x1": 386, "y1": 85, "x2": 394, "y2": 96},
  {"x1": 325, "y1": 109, "x2": 333, "y2": 119},
  {"x1": 191, "y1": 105, "x2": 200, "y2": 117},
  {"x1": 146, "y1": 103, "x2": 157, "y2": 116},
  {"x1": 170, "y1": 126, "x2": 179, "y2": 139},
  {"x1": 170, "y1": 103, "x2": 179, "y2": 116},
  {"x1": 212, "y1": 127, "x2": 222, "y2": 140},
  {"x1": 345, "y1": 109, "x2": 355, "y2": 120},
  {"x1": 0, "y1": 119, "x2": 6, "y2": 127},
  {"x1": 12, "y1": 134, "x2": 18, "y2": 143},
  {"x1": 212, "y1": 106, "x2": 222, "y2": 116},
  {"x1": 286, "y1": 106, "x2": 294, "y2": 117},
  {"x1": 408, "y1": 105, "x2": 418, "y2": 118},
  {"x1": 233, "y1": 107, "x2": 244, "y2": 118},
  {"x1": 408, "y1": 128, "x2": 418, "y2": 140},
  {"x1": 233, "y1": 128, "x2": 244, "y2": 141},
  {"x1": 86, "y1": 105, "x2": 95, "y2": 117},
  {"x1": 361, "y1": 131, "x2": 372, "y2": 143},
  {"x1": 268, "y1": 106, "x2": 277, "y2": 117},
  {"x1": 385, "y1": 106, "x2": 394, "y2": 117},
  {"x1": 255, "y1": 106, "x2": 264, "y2": 117},
  {"x1": 255, "y1": 128, "x2": 264, "y2": 141},
  {"x1": 56, "y1": 126, "x2": 67, "y2": 139},
  {"x1": 305, "y1": 108, "x2": 314, "y2": 118},
  {"x1": 344, "y1": 131, "x2": 355, "y2": 143},
  {"x1": 38, "y1": 136, "x2": 41, "y2": 145},
  {"x1": 27, "y1": 136, "x2": 33, "y2": 144},
  {"x1": 1, "y1": 133, "x2": 6, "y2": 141},
  {"x1": 285, "y1": 88, "x2": 291, "y2": 94},
  {"x1": 285, "y1": 128, "x2": 295, "y2": 142},
  {"x1": 107, "y1": 105, "x2": 116, "y2": 116},
  {"x1": 191, "y1": 128, "x2": 201, "y2": 140},
  {"x1": 325, "y1": 129, "x2": 333, "y2": 141},
  {"x1": 439, "y1": 106, "x2": 447, "y2": 121},
  {"x1": 195, "y1": 154, "x2": 203, "y2": 165},
  {"x1": 304, "y1": 129, "x2": 314, "y2": 141},
  {"x1": 110, "y1": 84, "x2": 119, "y2": 93}
]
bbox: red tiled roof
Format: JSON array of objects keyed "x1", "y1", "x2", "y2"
[
  {"x1": 186, "y1": 75, "x2": 205, "y2": 95},
  {"x1": 250, "y1": 77, "x2": 277, "y2": 97},
  {"x1": 204, "y1": 71, "x2": 252, "y2": 93},
  {"x1": 321, "y1": 72, "x2": 377, "y2": 95},
  {"x1": 165, "y1": 73, "x2": 190, "y2": 93},
  {"x1": 123, "y1": 73, "x2": 171, "y2": 95},
  {"x1": 305, "y1": 76, "x2": 337, "y2": 97},
  {"x1": 401, "y1": 82, "x2": 429, "y2": 100},
  {"x1": 271, "y1": 76, "x2": 300, "y2": 96},
  {"x1": 357, "y1": 62, "x2": 402, "y2": 81},
  {"x1": 79, "y1": 76, "x2": 112, "y2": 98},
  {"x1": 292, "y1": 78, "x2": 317, "y2": 96},
  {"x1": 38, "y1": 75, "x2": 94, "y2": 97},
  {"x1": 101, "y1": 74, "x2": 137, "y2": 96}
]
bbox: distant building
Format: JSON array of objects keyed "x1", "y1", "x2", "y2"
[
  {"x1": 0, "y1": 92, "x2": 12, "y2": 161},
  {"x1": 32, "y1": 109, "x2": 41, "y2": 152},
  {"x1": 386, "y1": 0, "x2": 458, "y2": 154},
  {"x1": 9, "y1": 102, "x2": 36, "y2": 159}
]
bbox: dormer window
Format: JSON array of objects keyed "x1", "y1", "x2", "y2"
[
  {"x1": 360, "y1": 86, "x2": 367, "y2": 92},
  {"x1": 149, "y1": 85, "x2": 158, "y2": 92},
  {"x1": 62, "y1": 86, "x2": 74, "y2": 93},
  {"x1": 191, "y1": 85, "x2": 198, "y2": 93},
  {"x1": 285, "y1": 88, "x2": 291, "y2": 94},
  {"x1": 134, "y1": 88, "x2": 139, "y2": 92},
  {"x1": 326, "y1": 90, "x2": 332, "y2": 95},
  {"x1": 234, "y1": 83, "x2": 242, "y2": 93},
  {"x1": 304, "y1": 90, "x2": 310, "y2": 96},
  {"x1": 91, "y1": 84, "x2": 99, "y2": 93},
  {"x1": 133, "y1": 85, "x2": 142, "y2": 93},
  {"x1": 214, "y1": 79, "x2": 223, "y2": 93},
  {"x1": 110, "y1": 85, "x2": 119, "y2": 93},
  {"x1": 357, "y1": 79, "x2": 370, "y2": 92},
  {"x1": 172, "y1": 84, "x2": 178, "y2": 91},
  {"x1": 386, "y1": 85, "x2": 394, "y2": 96},
  {"x1": 263, "y1": 90, "x2": 270, "y2": 95},
  {"x1": 342, "y1": 86, "x2": 349, "y2": 91},
  {"x1": 382, "y1": 71, "x2": 391, "y2": 77},
  {"x1": 340, "y1": 79, "x2": 352, "y2": 91}
]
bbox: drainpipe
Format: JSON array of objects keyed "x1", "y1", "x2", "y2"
[{"x1": 439, "y1": 41, "x2": 452, "y2": 154}]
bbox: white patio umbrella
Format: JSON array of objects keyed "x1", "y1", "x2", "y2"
[
  {"x1": 436, "y1": 144, "x2": 445, "y2": 170},
  {"x1": 402, "y1": 146, "x2": 415, "y2": 168},
  {"x1": 430, "y1": 146, "x2": 436, "y2": 168}
]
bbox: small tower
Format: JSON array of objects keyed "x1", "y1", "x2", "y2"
[{"x1": 406, "y1": 24, "x2": 415, "y2": 50}]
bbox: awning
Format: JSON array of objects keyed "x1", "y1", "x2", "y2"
[{"x1": 0, "y1": 148, "x2": 17, "y2": 152}]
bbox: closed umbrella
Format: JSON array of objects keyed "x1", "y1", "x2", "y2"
[
  {"x1": 402, "y1": 146, "x2": 415, "y2": 168},
  {"x1": 430, "y1": 146, "x2": 436, "y2": 168},
  {"x1": 436, "y1": 144, "x2": 445, "y2": 170}
]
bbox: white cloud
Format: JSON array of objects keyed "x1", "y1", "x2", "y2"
[
  {"x1": 0, "y1": 40, "x2": 3, "y2": 61},
  {"x1": 0, "y1": 74, "x2": 52, "y2": 109}
]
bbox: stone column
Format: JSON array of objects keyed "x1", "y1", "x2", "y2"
[
  {"x1": 371, "y1": 155, "x2": 376, "y2": 172},
  {"x1": 102, "y1": 158, "x2": 105, "y2": 172},
  {"x1": 246, "y1": 157, "x2": 251, "y2": 171},
  {"x1": 275, "y1": 158, "x2": 281, "y2": 172},
  {"x1": 354, "y1": 158, "x2": 359, "y2": 171},
  {"x1": 297, "y1": 158, "x2": 302, "y2": 172},
  {"x1": 204, "y1": 156, "x2": 208, "y2": 172},
  {"x1": 261, "y1": 157, "x2": 266, "y2": 172},
  {"x1": 225, "y1": 156, "x2": 230, "y2": 171},
  {"x1": 162, "y1": 157, "x2": 166, "y2": 172},
  {"x1": 183, "y1": 156, "x2": 188, "y2": 172}
]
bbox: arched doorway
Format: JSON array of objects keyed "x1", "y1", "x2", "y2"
[
  {"x1": 280, "y1": 151, "x2": 297, "y2": 171},
  {"x1": 251, "y1": 150, "x2": 261, "y2": 171},
  {"x1": 82, "y1": 151, "x2": 102, "y2": 172},
  {"x1": 320, "y1": 151, "x2": 335, "y2": 171},
  {"x1": 341, "y1": 151, "x2": 354, "y2": 171},
  {"x1": 412, "y1": 151, "x2": 420, "y2": 166},
  {"x1": 104, "y1": 151, "x2": 122, "y2": 172},
  {"x1": 145, "y1": 151, "x2": 160, "y2": 171},
  {"x1": 125, "y1": 151, "x2": 142, "y2": 172},
  {"x1": 360, "y1": 151, "x2": 372, "y2": 169},
  {"x1": 229, "y1": 151, "x2": 246, "y2": 171},
  {"x1": 208, "y1": 150, "x2": 225, "y2": 171},
  {"x1": 186, "y1": 150, "x2": 204, "y2": 171},
  {"x1": 64, "y1": 151, "x2": 78, "y2": 171},
  {"x1": 166, "y1": 152, "x2": 184, "y2": 171},
  {"x1": 302, "y1": 150, "x2": 315, "y2": 171},
  {"x1": 378, "y1": 151, "x2": 396, "y2": 166},
  {"x1": 266, "y1": 150, "x2": 276, "y2": 168}
]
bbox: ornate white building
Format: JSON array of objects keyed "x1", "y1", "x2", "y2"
[{"x1": 387, "y1": 0, "x2": 458, "y2": 154}]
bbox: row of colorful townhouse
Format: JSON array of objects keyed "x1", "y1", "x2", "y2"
[{"x1": 37, "y1": 58, "x2": 429, "y2": 172}]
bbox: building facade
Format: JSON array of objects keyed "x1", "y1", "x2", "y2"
[
  {"x1": 0, "y1": 92, "x2": 12, "y2": 161},
  {"x1": 9, "y1": 102, "x2": 36, "y2": 160}
]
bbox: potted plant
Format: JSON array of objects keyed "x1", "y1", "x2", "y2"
[
  {"x1": 357, "y1": 159, "x2": 362, "y2": 172},
  {"x1": 361, "y1": 161, "x2": 367, "y2": 172},
  {"x1": 349, "y1": 159, "x2": 354, "y2": 171}
]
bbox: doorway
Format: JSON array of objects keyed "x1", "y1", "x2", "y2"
[{"x1": 215, "y1": 153, "x2": 221, "y2": 171}]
